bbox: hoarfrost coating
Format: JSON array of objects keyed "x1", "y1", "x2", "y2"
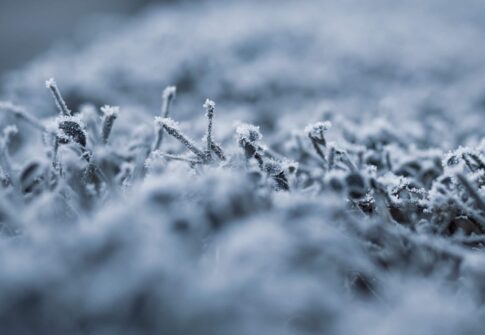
[{"x1": 1, "y1": 0, "x2": 485, "y2": 334}]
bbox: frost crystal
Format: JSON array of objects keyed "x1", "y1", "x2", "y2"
[
  {"x1": 203, "y1": 98, "x2": 216, "y2": 110},
  {"x1": 45, "y1": 77, "x2": 56, "y2": 89},
  {"x1": 305, "y1": 121, "x2": 332, "y2": 145},
  {"x1": 154, "y1": 117, "x2": 179, "y2": 130},
  {"x1": 100, "y1": 105, "x2": 120, "y2": 117},
  {"x1": 236, "y1": 123, "x2": 262, "y2": 142},
  {"x1": 162, "y1": 86, "x2": 177, "y2": 100}
]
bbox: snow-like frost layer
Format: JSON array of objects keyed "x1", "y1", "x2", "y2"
[{"x1": 1, "y1": 0, "x2": 485, "y2": 334}]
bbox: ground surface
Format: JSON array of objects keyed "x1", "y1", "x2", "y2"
[{"x1": 1, "y1": 1, "x2": 485, "y2": 334}]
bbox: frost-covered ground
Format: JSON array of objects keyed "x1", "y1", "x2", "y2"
[{"x1": 1, "y1": 0, "x2": 485, "y2": 334}]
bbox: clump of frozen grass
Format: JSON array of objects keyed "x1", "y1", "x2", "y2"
[
  {"x1": 236, "y1": 123, "x2": 291, "y2": 190},
  {"x1": 4, "y1": 78, "x2": 485, "y2": 236},
  {"x1": 236, "y1": 123, "x2": 262, "y2": 161},
  {"x1": 2, "y1": 77, "x2": 485, "y2": 334},
  {"x1": 153, "y1": 97, "x2": 226, "y2": 165},
  {"x1": 3, "y1": 1, "x2": 485, "y2": 332}
]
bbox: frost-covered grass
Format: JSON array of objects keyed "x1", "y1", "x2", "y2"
[{"x1": 1, "y1": 0, "x2": 485, "y2": 334}]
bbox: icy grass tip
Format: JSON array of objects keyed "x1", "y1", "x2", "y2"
[
  {"x1": 236, "y1": 123, "x2": 262, "y2": 143},
  {"x1": 306, "y1": 121, "x2": 332, "y2": 149},
  {"x1": 45, "y1": 77, "x2": 71, "y2": 116},
  {"x1": 100, "y1": 105, "x2": 120, "y2": 117},
  {"x1": 162, "y1": 86, "x2": 177, "y2": 100},
  {"x1": 203, "y1": 99, "x2": 216, "y2": 111},
  {"x1": 305, "y1": 121, "x2": 332, "y2": 137},
  {"x1": 100, "y1": 105, "x2": 119, "y2": 144},
  {"x1": 45, "y1": 78, "x2": 56, "y2": 89}
]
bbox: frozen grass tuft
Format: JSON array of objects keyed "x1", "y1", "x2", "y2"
[
  {"x1": 2, "y1": 1, "x2": 485, "y2": 333},
  {"x1": 0, "y1": 67, "x2": 484, "y2": 335}
]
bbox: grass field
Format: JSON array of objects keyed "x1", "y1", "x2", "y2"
[{"x1": 1, "y1": 1, "x2": 485, "y2": 334}]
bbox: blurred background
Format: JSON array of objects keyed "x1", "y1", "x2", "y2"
[
  {"x1": 3, "y1": 0, "x2": 485, "y2": 148},
  {"x1": 0, "y1": 0, "x2": 161, "y2": 75}
]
